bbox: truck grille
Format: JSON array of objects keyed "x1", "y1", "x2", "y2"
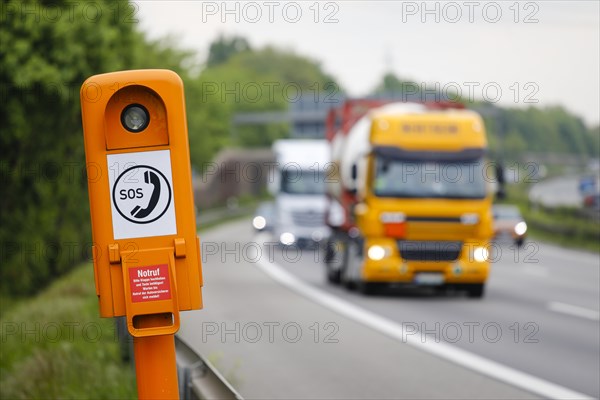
[
  {"x1": 291, "y1": 210, "x2": 325, "y2": 227},
  {"x1": 398, "y1": 241, "x2": 462, "y2": 262}
]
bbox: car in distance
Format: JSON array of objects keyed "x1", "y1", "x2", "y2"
[
  {"x1": 252, "y1": 201, "x2": 276, "y2": 232},
  {"x1": 492, "y1": 204, "x2": 527, "y2": 247}
]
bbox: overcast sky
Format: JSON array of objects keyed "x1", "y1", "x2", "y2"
[{"x1": 138, "y1": 1, "x2": 599, "y2": 126}]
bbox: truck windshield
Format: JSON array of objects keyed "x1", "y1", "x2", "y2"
[
  {"x1": 373, "y1": 157, "x2": 487, "y2": 199},
  {"x1": 281, "y1": 170, "x2": 326, "y2": 195}
]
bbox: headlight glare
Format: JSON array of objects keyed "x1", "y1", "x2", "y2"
[
  {"x1": 367, "y1": 245, "x2": 387, "y2": 261},
  {"x1": 280, "y1": 232, "x2": 295, "y2": 246},
  {"x1": 473, "y1": 246, "x2": 489, "y2": 262},
  {"x1": 514, "y1": 221, "x2": 527, "y2": 236},
  {"x1": 252, "y1": 216, "x2": 266, "y2": 230}
]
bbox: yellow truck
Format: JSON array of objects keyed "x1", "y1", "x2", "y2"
[{"x1": 324, "y1": 100, "x2": 493, "y2": 298}]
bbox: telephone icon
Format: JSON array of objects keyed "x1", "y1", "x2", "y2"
[{"x1": 131, "y1": 170, "x2": 161, "y2": 219}]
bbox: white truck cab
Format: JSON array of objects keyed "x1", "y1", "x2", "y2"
[{"x1": 270, "y1": 139, "x2": 331, "y2": 247}]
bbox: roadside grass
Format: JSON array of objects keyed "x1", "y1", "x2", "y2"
[
  {"x1": 0, "y1": 264, "x2": 137, "y2": 400},
  {"x1": 499, "y1": 184, "x2": 600, "y2": 253}
]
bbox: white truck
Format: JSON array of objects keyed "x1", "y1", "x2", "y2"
[{"x1": 269, "y1": 139, "x2": 331, "y2": 247}]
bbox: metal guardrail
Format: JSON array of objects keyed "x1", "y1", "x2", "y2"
[
  {"x1": 175, "y1": 336, "x2": 243, "y2": 400},
  {"x1": 115, "y1": 318, "x2": 243, "y2": 399}
]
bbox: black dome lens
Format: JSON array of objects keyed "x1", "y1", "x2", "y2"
[{"x1": 121, "y1": 104, "x2": 149, "y2": 132}]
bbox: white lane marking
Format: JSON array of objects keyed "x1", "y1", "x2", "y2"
[
  {"x1": 548, "y1": 302, "x2": 600, "y2": 321},
  {"x1": 255, "y1": 255, "x2": 592, "y2": 400}
]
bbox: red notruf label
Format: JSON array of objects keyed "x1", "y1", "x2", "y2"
[{"x1": 128, "y1": 264, "x2": 171, "y2": 303}]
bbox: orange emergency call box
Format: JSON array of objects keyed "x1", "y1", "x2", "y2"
[{"x1": 80, "y1": 70, "x2": 203, "y2": 337}]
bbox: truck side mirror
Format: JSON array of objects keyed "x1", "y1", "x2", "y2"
[{"x1": 351, "y1": 163, "x2": 357, "y2": 180}]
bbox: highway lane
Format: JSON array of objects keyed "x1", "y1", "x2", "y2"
[
  {"x1": 270, "y1": 234, "x2": 600, "y2": 398},
  {"x1": 178, "y1": 220, "x2": 540, "y2": 399}
]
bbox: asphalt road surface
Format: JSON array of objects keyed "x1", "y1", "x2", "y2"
[{"x1": 178, "y1": 219, "x2": 599, "y2": 399}]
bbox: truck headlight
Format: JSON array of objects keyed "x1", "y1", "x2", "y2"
[
  {"x1": 514, "y1": 221, "x2": 527, "y2": 236},
  {"x1": 280, "y1": 232, "x2": 295, "y2": 246},
  {"x1": 252, "y1": 216, "x2": 266, "y2": 230},
  {"x1": 367, "y1": 245, "x2": 387, "y2": 261},
  {"x1": 473, "y1": 246, "x2": 489, "y2": 262}
]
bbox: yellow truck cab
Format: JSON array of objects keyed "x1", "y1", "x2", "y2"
[{"x1": 325, "y1": 101, "x2": 493, "y2": 298}]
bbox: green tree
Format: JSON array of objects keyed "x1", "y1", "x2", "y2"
[
  {"x1": 185, "y1": 45, "x2": 342, "y2": 168},
  {"x1": 589, "y1": 125, "x2": 600, "y2": 156},
  {"x1": 371, "y1": 74, "x2": 597, "y2": 161},
  {"x1": 503, "y1": 129, "x2": 527, "y2": 156},
  {"x1": 206, "y1": 35, "x2": 252, "y2": 68},
  {"x1": 0, "y1": 0, "x2": 189, "y2": 296},
  {"x1": 490, "y1": 106, "x2": 598, "y2": 160}
]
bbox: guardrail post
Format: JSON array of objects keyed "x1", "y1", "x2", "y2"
[{"x1": 175, "y1": 336, "x2": 242, "y2": 400}]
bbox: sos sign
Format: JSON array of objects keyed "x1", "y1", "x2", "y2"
[
  {"x1": 108, "y1": 150, "x2": 176, "y2": 239},
  {"x1": 115, "y1": 166, "x2": 169, "y2": 220}
]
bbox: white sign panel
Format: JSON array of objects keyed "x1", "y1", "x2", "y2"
[{"x1": 107, "y1": 150, "x2": 177, "y2": 240}]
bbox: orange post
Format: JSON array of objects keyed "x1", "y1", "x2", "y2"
[{"x1": 133, "y1": 315, "x2": 179, "y2": 400}]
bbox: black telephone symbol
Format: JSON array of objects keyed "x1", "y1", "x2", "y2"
[{"x1": 130, "y1": 170, "x2": 161, "y2": 219}]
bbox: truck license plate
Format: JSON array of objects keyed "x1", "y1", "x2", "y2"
[{"x1": 414, "y1": 273, "x2": 445, "y2": 286}]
